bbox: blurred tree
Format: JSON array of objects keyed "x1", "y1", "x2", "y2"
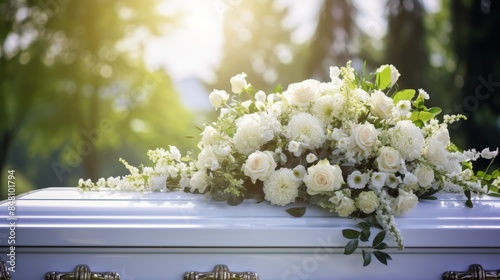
[
  {"x1": 212, "y1": 0, "x2": 299, "y2": 93},
  {"x1": 0, "y1": 0, "x2": 195, "y2": 194},
  {"x1": 305, "y1": 0, "x2": 356, "y2": 80},
  {"x1": 450, "y1": 0, "x2": 500, "y2": 167},
  {"x1": 384, "y1": 0, "x2": 429, "y2": 91}
]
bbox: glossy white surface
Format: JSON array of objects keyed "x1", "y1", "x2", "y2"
[{"x1": 1, "y1": 187, "x2": 500, "y2": 279}]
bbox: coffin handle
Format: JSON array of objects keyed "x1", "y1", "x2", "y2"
[
  {"x1": 184, "y1": 264, "x2": 259, "y2": 280},
  {"x1": 443, "y1": 264, "x2": 500, "y2": 280},
  {"x1": 45, "y1": 264, "x2": 120, "y2": 280},
  {"x1": 0, "y1": 258, "x2": 10, "y2": 280}
]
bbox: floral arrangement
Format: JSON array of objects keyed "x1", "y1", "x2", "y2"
[{"x1": 79, "y1": 62, "x2": 499, "y2": 266}]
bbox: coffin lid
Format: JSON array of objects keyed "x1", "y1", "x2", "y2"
[{"x1": 1, "y1": 187, "x2": 500, "y2": 248}]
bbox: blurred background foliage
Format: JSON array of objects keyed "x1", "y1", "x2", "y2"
[{"x1": 1, "y1": 0, "x2": 499, "y2": 198}]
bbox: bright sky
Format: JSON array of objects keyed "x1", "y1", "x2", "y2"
[{"x1": 144, "y1": 0, "x2": 439, "y2": 82}]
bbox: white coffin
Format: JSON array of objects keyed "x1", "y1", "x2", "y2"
[{"x1": 1, "y1": 187, "x2": 500, "y2": 280}]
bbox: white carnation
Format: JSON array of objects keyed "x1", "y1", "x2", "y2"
[
  {"x1": 263, "y1": 168, "x2": 301, "y2": 206},
  {"x1": 233, "y1": 114, "x2": 268, "y2": 155},
  {"x1": 387, "y1": 120, "x2": 424, "y2": 161},
  {"x1": 285, "y1": 113, "x2": 326, "y2": 152}
]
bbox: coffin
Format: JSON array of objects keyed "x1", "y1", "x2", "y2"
[{"x1": 1, "y1": 187, "x2": 500, "y2": 280}]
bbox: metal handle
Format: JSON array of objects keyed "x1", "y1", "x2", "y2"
[
  {"x1": 443, "y1": 264, "x2": 500, "y2": 279},
  {"x1": 0, "y1": 258, "x2": 10, "y2": 280},
  {"x1": 45, "y1": 264, "x2": 120, "y2": 280},
  {"x1": 184, "y1": 264, "x2": 259, "y2": 280}
]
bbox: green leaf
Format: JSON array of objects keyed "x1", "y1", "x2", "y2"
[
  {"x1": 373, "y1": 242, "x2": 388, "y2": 250},
  {"x1": 227, "y1": 196, "x2": 244, "y2": 206},
  {"x1": 464, "y1": 190, "x2": 473, "y2": 208},
  {"x1": 372, "y1": 230, "x2": 386, "y2": 247},
  {"x1": 362, "y1": 250, "x2": 372, "y2": 267},
  {"x1": 412, "y1": 119, "x2": 424, "y2": 128},
  {"x1": 357, "y1": 222, "x2": 371, "y2": 231},
  {"x1": 427, "y1": 107, "x2": 442, "y2": 116},
  {"x1": 360, "y1": 229, "x2": 371, "y2": 242},
  {"x1": 376, "y1": 66, "x2": 392, "y2": 90},
  {"x1": 418, "y1": 111, "x2": 435, "y2": 123},
  {"x1": 273, "y1": 84, "x2": 283, "y2": 93},
  {"x1": 286, "y1": 207, "x2": 306, "y2": 217},
  {"x1": 344, "y1": 239, "x2": 359, "y2": 255},
  {"x1": 393, "y1": 89, "x2": 415, "y2": 104},
  {"x1": 373, "y1": 251, "x2": 392, "y2": 265},
  {"x1": 491, "y1": 169, "x2": 500, "y2": 179},
  {"x1": 477, "y1": 171, "x2": 486, "y2": 178},
  {"x1": 342, "y1": 229, "x2": 361, "y2": 239}
]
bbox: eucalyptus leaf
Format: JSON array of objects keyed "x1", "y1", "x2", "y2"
[
  {"x1": 342, "y1": 229, "x2": 361, "y2": 239},
  {"x1": 285, "y1": 207, "x2": 306, "y2": 217},
  {"x1": 344, "y1": 239, "x2": 359, "y2": 255},
  {"x1": 362, "y1": 250, "x2": 372, "y2": 267}
]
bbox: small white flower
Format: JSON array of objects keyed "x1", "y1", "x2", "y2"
[
  {"x1": 209, "y1": 89, "x2": 229, "y2": 109},
  {"x1": 263, "y1": 168, "x2": 301, "y2": 206},
  {"x1": 481, "y1": 147, "x2": 498, "y2": 159},
  {"x1": 386, "y1": 173, "x2": 402, "y2": 189},
  {"x1": 288, "y1": 141, "x2": 300, "y2": 154},
  {"x1": 371, "y1": 172, "x2": 387, "y2": 189},
  {"x1": 330, "y1": 191, "x2": 356, "y2": 217},
  {"x1": 306, "y1": 153, "x2": 318, "y2": 163},
  {"x1": 347, "y1": 170, "x2": 368, "y2": 189},
  {"x1": 255, "y1": 90, "x2": 266, "y2": 102},
  {"x1": 230, "y1": 72, "x2": 249, "y2": 93},
  {"x1": 418, "y1": 88, "x2": 429, "y2": 100},
  {"x1": 393, "y1": 100, "x2": 412, "y2": 118},
  {"x1": 96, "y1": 178, "x2": 106, "y2": 188},
  {"x1": 293, "y1": 165, "x2": 306, "y2": 180},
  {"x1": 403, "y1": 172, "x2": 418, "y2": 186}
]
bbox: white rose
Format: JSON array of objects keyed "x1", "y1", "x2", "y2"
[
  {"x1": 370, "y1": 90, "x2": 394, "y2": 119},
  {"x1": 208, "y1": 89, "x2": 229, "y2": 109},
  {"x1": 424, "y1": 137, "x2": 449, "y2": 167},
  {"x1": 377, "y1": 64, "x2": 401, "y2": 87},
  {"x1": 376, "y1": 146, "x2": 402, "y2": 173},
  {"x1": 393, "y1": 189, "x2": 418, "y2": 215},
  {"x1": 190, "y1": 171, "x2": 210, "y2": 193},
  {"x1": 414, "y1": 165, "x2": 434, "y2": 187},
  {"x1": 336, "y1": 196, "x2": 356, "y2": 217},
  {"x1": 243, "y1": 151, "x2": 277, "y2": 184},
  {"x1": 304, "y1": 159, "x2": 344, "y2": 195},
  {"x1": 283, "y1": 79, "x2": 320, "y2": 107},
  {"x1": 195, "y1": 146, "x2": 218, "y2": 171},
  {"x1": 351, "y1": 122, "x2": 378, "y2": 152},
  {"x1": 201, "y1": 126, "x2": 218, "y2": 147},
  {"x1": 230, "y1": 72, "x2": 249, "y2": 93},
  {"x1": 356, "y1": 191, "x2": 380, "y2": 214}
]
